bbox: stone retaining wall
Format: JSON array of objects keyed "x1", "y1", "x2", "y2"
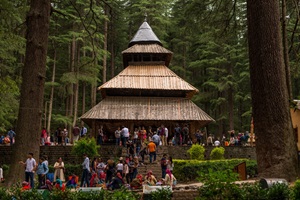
[{"x1": 0, "y1": 145, "x2": 256, "y2": 165}]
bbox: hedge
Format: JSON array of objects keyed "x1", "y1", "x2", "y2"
[{"x1": 173, "y1": 159, "x2": 257, "y2": 182}]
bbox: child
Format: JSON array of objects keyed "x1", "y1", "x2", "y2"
[
  {"x1": 21, "y1": 181, "x2": 31, "y2": 191},
  {"x1": 66, "y1": 174, "x2": 78, "y2": 188}
]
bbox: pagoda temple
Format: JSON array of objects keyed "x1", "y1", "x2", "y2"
[{"x1": 80, "y1": 21, "x2": 214, "y2": 139}]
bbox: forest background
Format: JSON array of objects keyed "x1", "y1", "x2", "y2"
[{"x1": 1, "y1": 0, "x2": 299, "y2": 136}]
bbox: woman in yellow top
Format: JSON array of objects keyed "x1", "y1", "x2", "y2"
[
  {"x1": 163, "y1": 169, "x2": 176, "y2": 186},
  {"x1": 54, "y1": 157, "x2": 65, "y2": 182},
  {"x1": 144, "y1": 170, "x2": 157, "y2": 186}
]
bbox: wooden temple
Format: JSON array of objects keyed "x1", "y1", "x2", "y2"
[{"x1": 80, "y1": 21, "x2": 214, "y2": 140}]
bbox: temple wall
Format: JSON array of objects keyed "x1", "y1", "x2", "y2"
[{"x1": 0, "y1": 145, "x2": 256, "y2": 166}]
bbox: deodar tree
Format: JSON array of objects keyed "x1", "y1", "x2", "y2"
[
  {"x1": 247, "y1": 0, "x2": 298, "y2": 180},
  {"x1": 6, "y1": 0, "x2": 51, "y2": 185}
]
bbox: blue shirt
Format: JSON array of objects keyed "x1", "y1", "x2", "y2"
[
  {"x1": 36, "y1": 162, "x2": 49, "y2": 175},
  {"x1": 7, "y1": 130, "x2": 16, "y2": 138}
]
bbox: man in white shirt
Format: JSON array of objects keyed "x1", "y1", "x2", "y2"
[
  {"x1": 121, "y1": 126, "x2": 129, "y2": 147},
  {"x1": 19, "y1": 153, "x2": 37, "y2": 189},
  {"x1": 164, "y1": 127, "x2": 168, "y2": 146},
  {"x1": 214, "y1": 139, "x2": 221, "y2": 147}
]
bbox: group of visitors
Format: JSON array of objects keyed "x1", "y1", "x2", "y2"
[
  {"x1": 0, "y1": 128, "x2": 16, "y2": 146},
  {"x1": 15, "y1": 150, "x2": 176, "y2": 192},
  {"x1": 79, "y1": 153, "x2": 176, "y2": 190},
  {"x1": 225, "y1": 130, "x2": 251, "y2": 146},
  {"x1": 114, "y1": 125, "x2": 169, "y2": 147},
  {"x1": 204, "y1": 130, "x2": 252, "y2": 147}
]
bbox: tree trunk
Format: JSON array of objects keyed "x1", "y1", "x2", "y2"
[
  {"x1": 81, "y1": 82, "x2": 86, "y2": 127},
  {"x1": 47, "y1": 47, "x2": 56, "y2": 134},
  {"x1": 91, "y1": 52, "x2": 97, "y2": 107},
  {"x1": 72, "y1": 43, "x2": 80, "y2": 127},
  {"x1": 282, "y1": 0, "x2": 292, "y2": 99},
  {"x1": 228, "y1": 64, "x2": 234, "y2": 130},
  {"x1": 247, "y1": 0, "x2": 298, "y2": 181},
  {"x1": 6, "y1": 0, "x2": 50, "y2": 186},
  {"x1": 102, "y1": 5, "x2": 108, "y2": 83}
]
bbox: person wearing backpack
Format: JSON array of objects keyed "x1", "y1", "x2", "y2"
[{"x1": 36, "y1": 157, "x2": 49, "y2": 188}]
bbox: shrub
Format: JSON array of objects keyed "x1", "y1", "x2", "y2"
[
  {"x1": 267, "y1": 183, "x2": 290, "y2": 200},
  {"x1": 0, "y1": 187, "x2": 12, "y2": 200},
  {"x1": 2, "y1": 164, "x2": 9, "y2": 178},
  {"x1": 292, "y1": 179, "x2": 300, "y2": 199},
  {"x1": 210, "y1": 147, "x2": 225, "y2": 160},
  {"x1": 106, "y1": 187, "x2": 140, "y2": 200},
  {"x1": 173, "y1": 159, "x2": 257, "y2": 182},
  {"x1": 197, "y1": 168, "x2": 240, "y2": 200},
  {"x1": 71, "y1": 137, "x2": 100, "y2": 158},
  {"x1": 187, "y1": 144, "x2": 205, "y2": 160},
  {"x1": 150, "y1": 187, "x2": 172, "y2": 200}
]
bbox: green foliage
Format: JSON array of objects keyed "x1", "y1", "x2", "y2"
[
  {"x1": 210, "y1": 147, "x2": 225, "y2": 160},
  {"x1": 197, "y1": 167, "x2": 240, "y2": 200},
  {"x1": 292, "y1": 179, "x2": 300, "y2": 200},
  {"x1": 267, "y1": 183, "x2": 290, "y2": 200},
  {"x1": 0, "y1": 187, "x2": 12, "y2": 200},
  {"x1": 197, "y1": 177, "x2": 291, "y2": 200},
  {"x1": 150, "y1": 187, "x2": 172, "y2": 200},
  {"x1": 198, "y1": 168, "x2": 239, "y2": 183},
  {"x1": 187, "y1": 144, "x2": 205, "y2": 160},
  {"x1": 173, "y1": 159, "x2": 257, "y2": 182},
  {"x1": 2, "y1": 164, "x2": 9, "y2": 177},
  {"x1": 13, "y1": 188, "x2": 44, "y2": 200},
  {"x1": 71, "y1": 138, "x2": 100, "y2": 158},
  {"x1": 106, "y1": 187, "x2": 140, "y2": 200}
]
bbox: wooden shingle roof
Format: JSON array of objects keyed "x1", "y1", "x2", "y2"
[
  {"x1": 122, "y1": 44, "x2": 173, "y2": 54},
  {"x1": 129, "y1": 22, "x2": 162, "y2": 47},
  {"x1": 98, "y1": 65, "x2": 198, "y2": 97},
  {"x1": 80, "y1": 96, "x2": 214, "y2": 125}
]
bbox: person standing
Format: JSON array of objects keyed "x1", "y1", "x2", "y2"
[
  {"x1": 80, "y1": 154, "x2": 90, "y2": 187},
  {"x1": 98, "y1": 125, "x2": 104, "y2": 145},
  {"x1": 148, "y1": 140, "x2": 156, "y2": 164},
  {"x1": 54, "y1": 157, "x2": 65, "y2": 183},
  {"x1": 152, "y1": 132, "x2": 160, "y2": 151},
  {"x1": 167, "y1": 156, "x2": 174, "y2": 173},
  {"x1": 40, "y1": 128, "x2": 47, "y2": 146},
  {"x1": 161, "y1": 154, "x2": 167, "y2": 178},
  {"x1": 80, "y1": 126, "x2": 88, "y2": 137},
  {"x1": 116, "y1": 158, "x2": 123, "y2": 176},
  {"x1": 160, "y1": 125, "x2": 165, "y2": 146},
  {"x1": 7, "y1": 128, "x2": 16, "y2": 146},
  {"x1": 174, "y1": 124, "x2": 181, "y2": 146},
  {"x1": 19, "y1": 153, "x2": 37, "y2": 189},
  {"x1": 121, "y1": 126, "x2": 129, "y2": 147},
  {"x1": 164, "y1": 126, "x2": 168, "y2": 146},
  {"x1": 36, "y1": 157, "x2": 49, "y2": 188},
  {"x1": 72, "y1": 125, "x2": 80, "y2": 143},
  {"x1": 182, "y1": 124, "x2": 189, "y2": 145},
  {"x1": 115, "y1": 127, "x2": 121, "y2": 146}
]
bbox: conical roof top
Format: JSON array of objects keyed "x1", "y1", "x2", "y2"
[{"x1": 129, "y1": 21, "x2": 162, "y2": 47}]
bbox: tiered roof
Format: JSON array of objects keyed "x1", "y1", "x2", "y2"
[{"x1": 81, "y1": 21, "x2": 214, "y2": 126}]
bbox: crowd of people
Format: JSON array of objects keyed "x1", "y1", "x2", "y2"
[
  {"x1": 193, "y1": 129, "x2": 254, "y2": 147},
  {"x1": 13, "y1": 149, "x2": 176, "y2": 192}
]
